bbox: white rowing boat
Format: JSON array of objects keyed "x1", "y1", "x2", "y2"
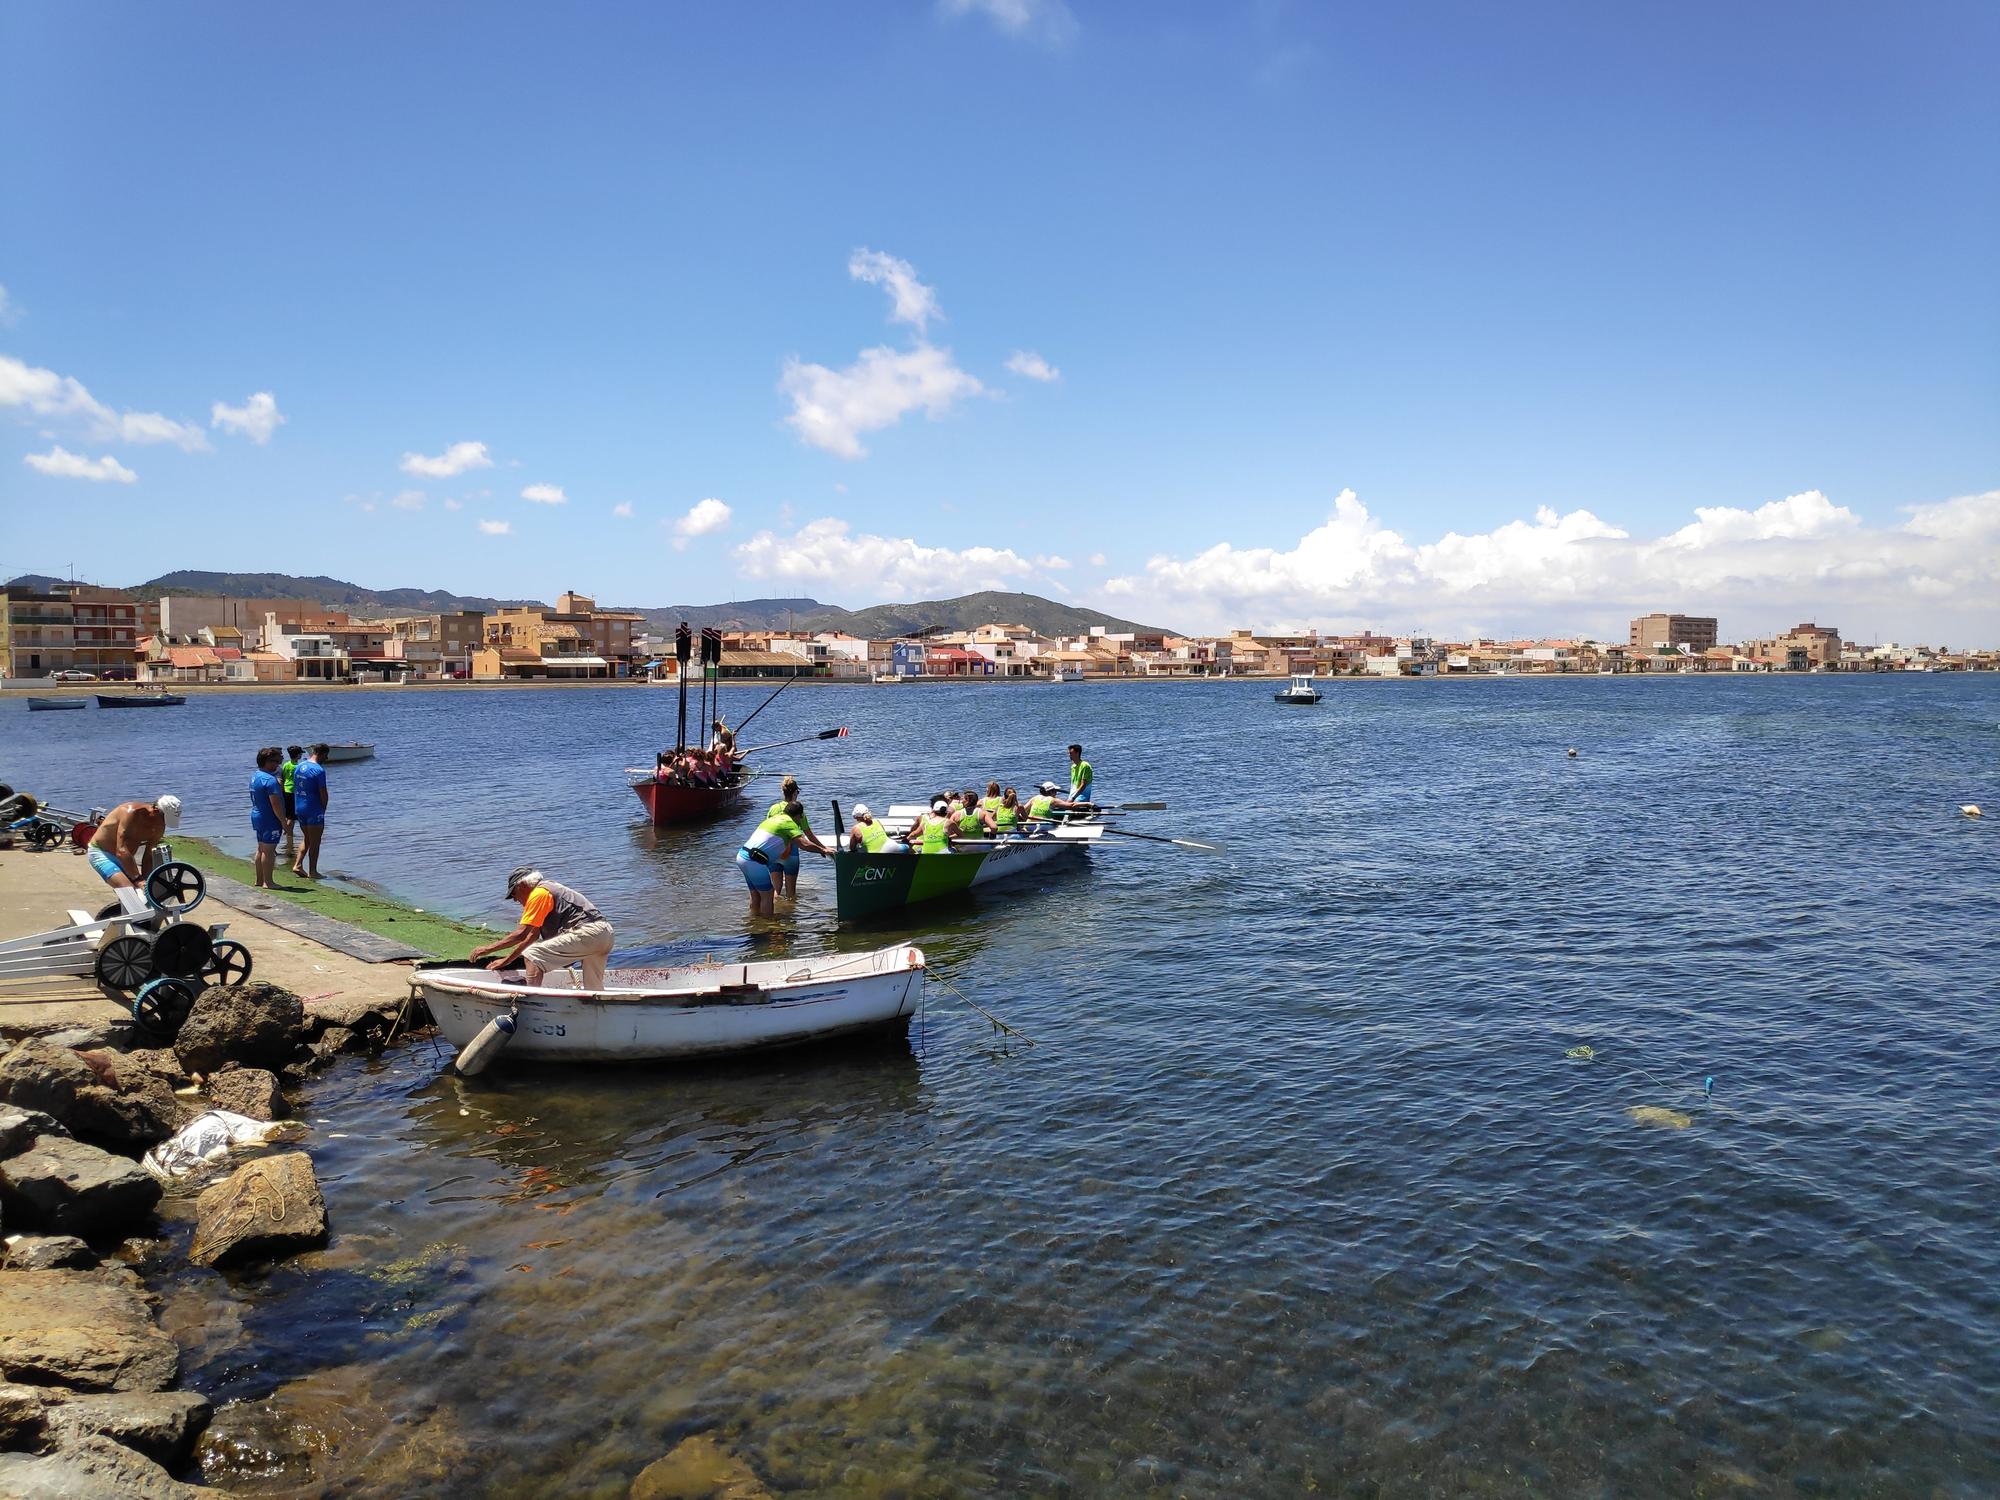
[{"x1": 417, "y1": 942, "x2": 925, "y2": 1066}]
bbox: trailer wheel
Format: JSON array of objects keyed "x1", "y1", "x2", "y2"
[
  {"x1": 205, "y1": 940, "x2": 253, "y2": 987},
  {"x1": 25, "y1": 821, "x2": 62, "y2": 850},
  {"x1": 94, "y1": 901, "x2": 160, "y2": 933},
  {"x1": 149, "y1": 923, "x2": 214, "y2": 979},
  {"x1": 95, "y1": 935, "x2": 156, "y2": 993},
  {"x1": 144, "y1": 862, "x2": 205, "y2": 915},
  {"x1": 132, "y1": 977, "x2": 198, "y2": 1042}
]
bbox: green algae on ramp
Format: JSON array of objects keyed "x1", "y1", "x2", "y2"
[{"x1": 174, "y1": 835, "x2": 489, "y2": 961}]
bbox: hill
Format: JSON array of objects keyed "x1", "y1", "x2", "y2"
[
  {"x1": 128, "y1": 571, "x2": 543, "y2": 615},
  {"x1": 635, "y1": 591, "x2": 1169, "y2": 639}
]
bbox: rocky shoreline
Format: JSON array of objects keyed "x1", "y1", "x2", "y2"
[{"x1": 0, "y1": 979, "x2": 408, "y2": 1496}]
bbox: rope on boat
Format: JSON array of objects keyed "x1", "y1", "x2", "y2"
[{"x1": 932, "y1": 973, "x2": 1036, "y2": 1047}]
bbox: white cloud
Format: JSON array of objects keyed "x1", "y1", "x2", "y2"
[
  {"x1": 670, "y1": 497, "x2": 733, "y2": 551},
  {"x1": 848, "y1": 249, "x2": 941, "y2": 335},
  {"x1": 1101, "y1": 487, "x2": 2000, "y2": 641},
  {"x1": 612, "y1": 502, "x2": 634, "y2": 519},
  {"x1": 781, "y1": 344, "x2": 984, "y2": 459},
  {"x1": 211, "y1": 391, "x2": 285, "y2": 444},
  {"x1": 521, "y1": 482, "x2": 567, "y2": 505},
  {"x1": 0, "y1": 353, "x2": 208, "y2": 450},
  {"x1": 477, "y1": 518, "x2": 511, "y2": 536},
  {"x1": 0, "y1": 285, "x2": 17, "y2": 326},
  {"x1": 1006, "y1": 350, "x2": 1060, "y2": 382},
  {"x1": 940, "y1": 0, "x2": 1077, "y2": 46},
  {"x1": 390, "y1": 489, "x2": 426, "y2": 511},
  {"x1": 1034, "y1": 554, "x2": 1072, "y2": 569},
  {"x1": 1087, "y1": 552, "x2": 1106, "y2": 566},
  {"x1": 23, "y1": 445, "x2": 137, "y2": 484},
  {"x1": 735, "y1": 517, "x2": 1035, "y2": 596},
  {"x1": 400, "y1": 440, "x2": 492, "y2": 478},
  {"x1": 443, "y1": 497, "x2": 464, "y2": 511}
]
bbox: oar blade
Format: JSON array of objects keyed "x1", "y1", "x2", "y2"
[{"x1": 1115, "y1": 801, "x2": 1167, "y2": 811}]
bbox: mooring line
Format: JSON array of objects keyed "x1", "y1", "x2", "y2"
[{"x1": 931, "y1": 973, "x2": 1037, "y2": 1047}]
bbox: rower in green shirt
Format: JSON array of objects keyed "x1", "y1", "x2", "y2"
[
  {"x1": 981, "y1": 780, "x2": 1004, "y2": 813},
  {"x1": 958, "y1": 787, "x2": 997, "y2": 839},
  {"x1": 1066, "y1": 743, "x2": 1095, "y2": 806},
  {"x1": 916, "y1": 799, "x2": 956, "y2": 854},
  {"x1": 993, "y1": 788, "x2": 1024, "y2": 837}
]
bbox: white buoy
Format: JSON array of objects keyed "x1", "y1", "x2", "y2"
[
  {"x1": 1962, "y1": 805, "x2": 1983, "y2": 818},
  {"x1": 454, "y1": 1011, "x2": 516, "y2": 1076},
  {"x1": 1566, "y1": 747, "x2": 1579, "y2": 758}
]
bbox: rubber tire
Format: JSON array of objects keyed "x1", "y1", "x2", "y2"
[
  {"x1": 149, "y1": 922, "x2": 213, "y2": 979},
  {"x1": 95, "y1": 935, "x2": 156, "y2": 993},
  {"x1": 205, "y1": 939, "x2": 253, "y2": 986},
  {"x1": 144, "y1": 862, "x2": 205, "y2": 915},
  {"x1": 132, "y1": 977, "x2": 197, "y2": 1042}
]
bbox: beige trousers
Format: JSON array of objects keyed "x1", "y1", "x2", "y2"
[{"x1": 523, "y1": 919, "x2": 615, "y2": 990}]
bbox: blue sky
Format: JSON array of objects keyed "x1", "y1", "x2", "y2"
[{"x1": 4, "y1": 1, "x2": 1997, "y2": 641}]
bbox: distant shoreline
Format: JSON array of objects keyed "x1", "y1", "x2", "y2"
[{"x1": 4, "y1": 669, "x2": 1981, "y2": 698}]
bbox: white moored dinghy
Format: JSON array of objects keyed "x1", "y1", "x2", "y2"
[{"x1": 418, "y1": 942, "x2": 926, "y2": 1070}]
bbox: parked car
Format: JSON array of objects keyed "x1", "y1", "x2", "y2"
[{"x1": 50, "y1": 669, "x2": 98, "y2": 683}]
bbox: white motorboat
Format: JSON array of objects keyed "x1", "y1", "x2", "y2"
[
  {"x1": 319, "y1": 742, "x2": 375, "y2": 763},
  {"x1": 873, "y1": 673, "x2": 903, "y2": 683},
  {"x1": 418, "y1": 942, "x2": 926, "y2": 1066},
  {"x1": 1273, "y1": 673, "x2": 1322, "y2": 704}
]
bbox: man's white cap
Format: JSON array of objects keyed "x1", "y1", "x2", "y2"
[
  {"x1": 853, "y1": 804, "x2": 871, "y2": 819},
  {"x1": 156, "y1": 794, "x2": 182, "y2": 828},
  {"x1": 1039, "y1": 781, "x2": 1061, "y2": 794},
  {"x1": 932, "y1": 799, "x2": 948, "y2": 813}
]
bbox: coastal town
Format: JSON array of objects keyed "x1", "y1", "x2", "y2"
[{"x1": 3, "y1": 582, "x2": 1993, "y2": 688}]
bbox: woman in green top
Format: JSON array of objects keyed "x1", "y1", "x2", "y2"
[
  {"x1": 993, "y1": 787, "x2": 1023, "y2": 837},
  {"x1": 981, "y1": 780, "x2": 1004, "y2": 813},
  {"x1": 916, "y1": 800, "x2": 956, "y2": 854},
  {"x1": 957, "y1": 790, "x2": 997, "y2": 839},
  {"x1": 737, "y1": 799, "x2": 830, "y2": 918},
  {"x1": 768, "y1": 775, "x2": 811, "y2": 898}
]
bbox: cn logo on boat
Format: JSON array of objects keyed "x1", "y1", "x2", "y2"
[{"x1": 852, "y1": 865, "x2": 895, "y2": 884}]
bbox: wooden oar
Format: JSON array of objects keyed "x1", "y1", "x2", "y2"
[
  {"x1": 1098, "y1": 826, "x2": 1220, "y2": 852},
  {"x1": 736, "y1": 727, "x2": 850, "y2": 756}
]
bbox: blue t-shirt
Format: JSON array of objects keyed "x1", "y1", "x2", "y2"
[
  {"x1": 293, "y1": 759, "x2": 327, "y2": 816},
  {"x1": 250, "y1": 769, "x2": 283, "y2": 829}
]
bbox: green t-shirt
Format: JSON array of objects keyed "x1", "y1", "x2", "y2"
[
  {"x1": 280, "y1": 760, "x2": 296, "y2": 794},
  {"x1": 858, "y1": 820, "x2": 889, "y2": 853}
]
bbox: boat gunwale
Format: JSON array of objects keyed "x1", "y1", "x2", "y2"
[{"x1": 417, "y1": 945, "x2": 924, "y2": 1009}]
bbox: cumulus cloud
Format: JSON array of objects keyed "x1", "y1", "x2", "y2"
[
  {"x1": 735, "y1": 517, "x2": 1035, "y2": 596},
  {"x1": 400, "y1": 440, "x2": 492, "y2": 478},
  {"x1": 1006, "y1": 350, "x2": 1060, "y2": 382},
  {"x1": 0, "y1": 353, "x2": 208, "y2": 450},
  {"x1": 782, "y1": 345, "x2": 984, "y2": 459},
  {"x1": 1034, "y1": 554, "x2": 1072, "y2": 569},
  {"x1": 23, "y1": 445, "x2": 137, "y2": 483},
  {"x1": 612, "y1": 502, "x2": 634, "y2": 519},
  {"x1": 211, "y1": 391, "x2": 284, "y2": 444},
  {"x1": 521, "y1": 482, "x2": 567, "y2": 505},
  {"x1": 390, "y1": 489, "x2": 426, "y2": 511},
  {"x1": 849, "y1": 249, "x2": 940, "y2": 335},
  {"x1": 669, "y1": 497, "x2": 732, "y2": 550},
  {"x1": 1102, "y1": 487, "x2": 2000, "y2": 642},
  {"x1": 477, "y1": 518, "x2": 511, "y2": 536},
  {"x1": 0, "y1": 285, "x2": 17, "y2": 326},
  {"x1": 1087, "y1": 552, "x2": 1106, "y2": 566},
  {"x1": 940, "y1": 0, "x2": 1077, "y2": 46}
]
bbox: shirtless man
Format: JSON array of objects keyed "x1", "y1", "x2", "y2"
[{"x1": 86, "y1": 795, "x2": 182, "y2": 888}]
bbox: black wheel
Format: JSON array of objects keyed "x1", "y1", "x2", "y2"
[
  {"x1": 131, "y1": 977, "x2": 197, "y2": 1042},
  {"x1": 95, "y1": 900, "x2": 160, "y2": 933},
  {"x1": 144, "y1": 861, "x2": 205, "y2": 915},
  {"x1": 149, "y1": 922, "x2": 213, "y2": 979},
  {"x1": 204, "y1": 939, "x2": 253, "y2": 986},
  {"x1": 0, "y1": 794, "x2": 36, "y2": 822},
  {"x1": 95, "y1": 935, "x2": 156, "y2": 993},
  {"x1": 26, "y1": 821, "x2": 61, "y2": 850}
]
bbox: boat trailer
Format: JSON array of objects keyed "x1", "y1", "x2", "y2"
[{"x1": 0, "y1": 858, "x2": 253, "y2": 1042}]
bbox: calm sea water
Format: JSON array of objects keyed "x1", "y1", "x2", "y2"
[{"x1": 3, "y1": 677, "x2": 1997, "y2": 1496}]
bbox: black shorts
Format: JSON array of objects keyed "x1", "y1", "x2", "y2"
[{"x1": 282, "y1": 791, "x2": 296, "y2": 818}]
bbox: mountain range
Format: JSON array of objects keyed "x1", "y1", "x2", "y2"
[{"x1": 4, "y1": 572, "x2": 1170, "y2": 639}]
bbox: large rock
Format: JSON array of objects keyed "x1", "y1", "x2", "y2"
[
  {"x1": 195, "y1": 1364, "x2": 470, "y2": 1493},
  {"x1": 42, "y1": 1389, "x2": 213, "y2": 1467},
  {"x1": 0, "y1": 1270, "x2": 178, "y2": 1393},
  {"x1": 0, "y1": 1433, "x2": 230, "y2": 1498},
  {"x1": 5, "y1": 1233, "x2": 96, "y2": 1271},
  {"x1": 630, "y1": 1435, "x2": 776, "y2": 1500},
  {"x1": 174, "y1": 982, "x2": 305, "y2": 1075},
  {"x1": 189, "y1": 1151, "x2": 326, "y2": 1267},
  {"x1": 123, "y1": 1048, "x2": 194, "y2": 1088},
  {"x1": 0, "y1": 1134, "x2": 161, "y2": 1236},
  {"x1": 0, "y1": 1105, "x2": 60, "y2": 1160},
  {"x1": 71, "y1": 1074, "x2": 179, "y2": 1148},
  {"x1": 0, "y1": 1040, "x2": 96, "y2": 1121},
  {"x1": 306, "y1": 994, "x2": 396, "y2": 1033},
  {"x1": 204, "y1": 1067, "x2": 284, "y2": 1121}
]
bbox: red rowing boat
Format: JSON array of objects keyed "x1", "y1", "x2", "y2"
[{"x1": 631, "y1": 773, "x2": 750, "y2": 826}]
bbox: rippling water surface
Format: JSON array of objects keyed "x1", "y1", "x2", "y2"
[{"x1": 4, "y1": 677, "x2": 1997, "y2": 1496}]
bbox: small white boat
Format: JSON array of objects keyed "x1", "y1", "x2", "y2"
[
  {"x1": 26, "y1": 697, "x2": 87, "y2": 711},
  {"x1": 319, "y1": 742, "x2": 375, "y2": 763},
  {"x1": 873, "y1": 673, "x2": 903, "y2": 684},
  {"x1": 1048, "y1": 667, "x2": 1084, "y2": 683},
  {"x1": 418, "y1": 943, "x2": 926, "y2": 1065},
  {"x1": 1273, "y1": 673, "x2": 1322, "y2": 704}
]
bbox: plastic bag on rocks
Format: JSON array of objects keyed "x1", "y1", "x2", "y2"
[{"x1": 141, "y1": 1110, "x2": 301, "y2": 1182}]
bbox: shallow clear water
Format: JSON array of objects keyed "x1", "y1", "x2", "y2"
[{"x1": 4, "y1": 677, "x2": 1997, "y2": 1495}]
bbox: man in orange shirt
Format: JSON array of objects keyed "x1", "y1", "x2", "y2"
[{"x1": 467, "y1": 866, "x2": 616, "y2": 989}]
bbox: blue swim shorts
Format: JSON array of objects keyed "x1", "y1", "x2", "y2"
[
  {"x1": 736, "y1": 846, "x2": 774, "y2": 892},
  {"x1": 87, "y1": 845, "x2": 125, "y2": 884},
  {"x1": 251, "y1": 821, "x2": 283, "y2": 846},
  {"x1": 779, "y1": 849, "x2": 801, "y2": 876},
  {"x1": 295, "y1": 809, "x2": 325, "y2": 828}
]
